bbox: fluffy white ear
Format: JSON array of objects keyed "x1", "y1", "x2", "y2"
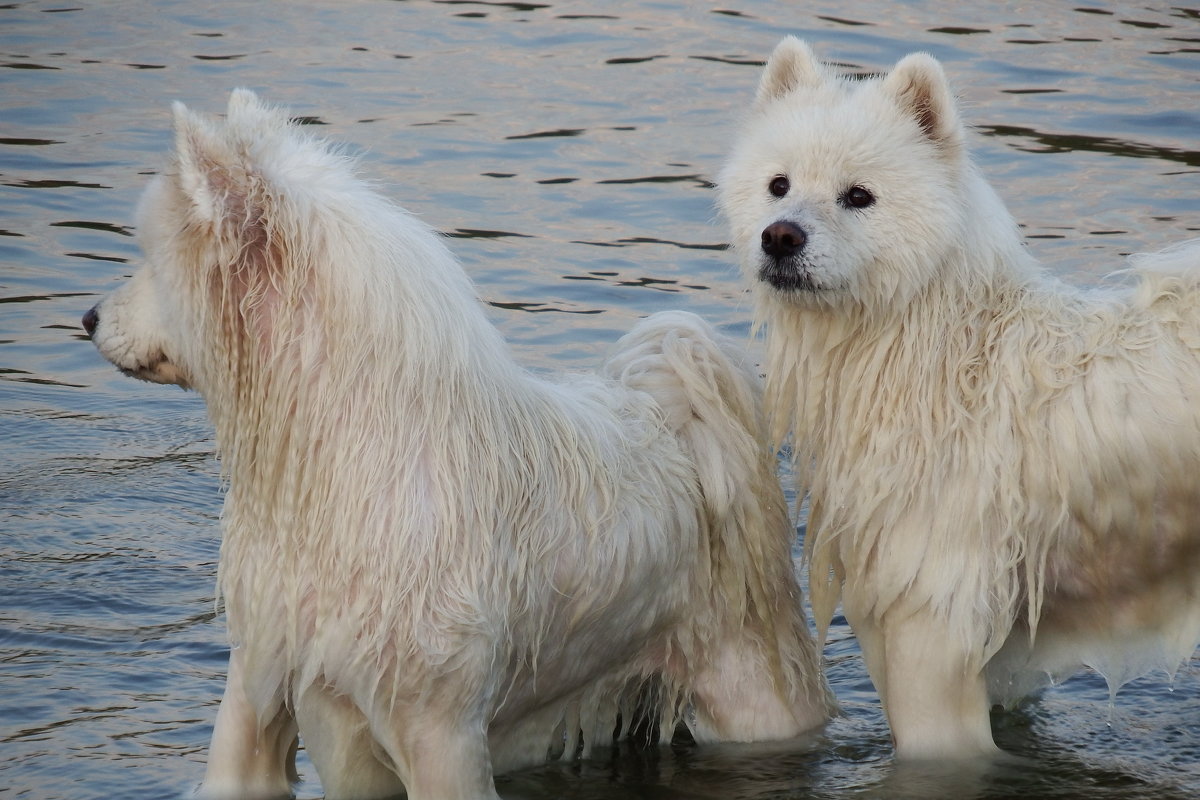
[
  {"x1": 226, "y1": 87, "x2": 267, "y2": 119},
  {"x1": 171, "y1": 97, "x2": 290, "y2": 332},
  {"x1": 172, "y1": 100, "x2": 247, "y2": 228},
  {"x1": 224, "y1": 87, "x2": 289, "y2": 137},
  {"x1": 755, "y1": 36, "x2": 827, "y2": 107},
  {"x1": 881, "y1": 53, "x2": 964, "y2": 153}
]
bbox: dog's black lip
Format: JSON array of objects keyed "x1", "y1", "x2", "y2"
[
  {"x1": 118, "y1": 353, "x2": 192, "y2": 390},
  {"x1": 759, "y1": 259, "x2": 820, "y2": 292},
  {"x1": 118, "y1": 364, "x2": 152, "y2": 381}
]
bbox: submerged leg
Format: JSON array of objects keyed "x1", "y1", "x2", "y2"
[
  {"x1": 293, "y1": 684, "x2": 405, "y2": 799},
  {"x1": 876, "y1": 611, "x2": 998, "y2": 759},
  {"x1": 373, "y1": 706, "x2": 501, "y2": 800}
]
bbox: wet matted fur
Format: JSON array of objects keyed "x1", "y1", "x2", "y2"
[
  {"x1": 719, "y1": 38, "x2": 1200, "y2": 758},
  {"x1": 84, "y1": 90, "x2": 833, "y2": 799}
]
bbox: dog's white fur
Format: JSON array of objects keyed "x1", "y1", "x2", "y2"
[
  {"x1": 719, "y1": 37, "x2": 1200, "y2": 758},
  {"x1": 84, "y1": 90, "x2": 833, "y2": 799}
]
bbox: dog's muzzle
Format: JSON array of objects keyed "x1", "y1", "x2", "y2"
[{"x1": 758, "y1": 220, "x2": 816, "y2": 291}]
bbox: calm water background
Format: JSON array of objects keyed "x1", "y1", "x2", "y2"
[{"x1": 3, "y1": 1, "x2": 1199, "y2": 798}]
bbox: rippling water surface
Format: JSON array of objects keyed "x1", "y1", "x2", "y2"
[{"x1": 3, "y1": 2, "x2": 1199, "y2": 798}]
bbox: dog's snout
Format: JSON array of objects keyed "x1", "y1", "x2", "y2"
[
  {"x1": 82, "y1": 305, "x2": 99, "y2": 339},
  {"x1": 761, "y1": 221, "x2": 807, "y2": 259}
]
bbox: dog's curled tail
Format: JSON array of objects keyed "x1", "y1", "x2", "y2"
[
  {"x1": 602, "y1": 310, "x2": 797, "y2": 630},
  {"x1": 603, "y1": 310, "x2": 766, "y2": 522},
  {"x1": 603, "y1": 310, "x2": 831, "y2": 735}
]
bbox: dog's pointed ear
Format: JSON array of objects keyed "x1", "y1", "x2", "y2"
[
  {"x1": 755, "y1": 37, "x2": 826, "y2": 107},
  {"x1": 882, "y1": 53, "x2": 964, "y2": 154},
  {"x1": 225, "y1": 88, "x2": 287, "y2": 136},
  {"x1": 226, "y1": 87, "x2": 267, "y2": 120},
  {"x1": 172, "y1": 100, "x2": 249, "y2": 229},
  {"x1": 171, "y1": 97, "x2": 289, "y2": 340}
]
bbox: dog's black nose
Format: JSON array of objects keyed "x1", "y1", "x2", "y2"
[
  {"x1": 761, "y1": 220, "x2": 807, "y2": 259},
  {"x1": 82, "y1": 305, "x2": 99, "y2": 339}
]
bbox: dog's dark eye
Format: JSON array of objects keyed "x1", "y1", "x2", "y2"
[
  {"x1": 768, "y1": 175, "x2": 790, "y2": 198},
  {"x1": 840, "y1": 185, "x2": 875, "y2": 209}
]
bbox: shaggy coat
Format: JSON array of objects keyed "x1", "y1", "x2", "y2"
[
  {"x1": 84, "y1": 90, "x2": 833, "y2": 799},
  {"x1": 719, "y1": 38, "x2": 1200, "y2": 758}
]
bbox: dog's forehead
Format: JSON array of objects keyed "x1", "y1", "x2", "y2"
[
  {"x1": 772, "y1": 79, "x2": 902, "y2": 136},
  {"x1": 744, "y1": 98, "x2": 910, "y2": 188},
  {"x1": 133, "y1": 175, "x2": 175, "y2": 236}
]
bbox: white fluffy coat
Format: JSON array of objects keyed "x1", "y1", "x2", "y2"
[
  {"x1": 719, "y1": 38, "x2": 1200, "y2": 758},
  {"x1": 85, "y1": 90, "x2": 833, "y2": 799}
]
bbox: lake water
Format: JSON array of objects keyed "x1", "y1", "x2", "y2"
[{"x1": 3, "y1": 1, "x2": 1198, "y2": 798}]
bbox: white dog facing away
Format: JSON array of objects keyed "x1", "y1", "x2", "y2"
[
  {"x1": 719, "y1": 37, "x2": 1200, "y2": 759},
  {"x1": 82, "y1": 90, "x2": 833, "y2": 799}
]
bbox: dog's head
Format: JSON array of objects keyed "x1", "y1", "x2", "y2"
[
  {"x1": 83, "y1": 90, "x2": 360, "y2": 396},
  {"x1": 718, "y1": 38, "x2": 971, "y2": 317}
]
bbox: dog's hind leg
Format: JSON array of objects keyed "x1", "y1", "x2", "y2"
[
  {"x1": 686, "y1": 556, "x2": 835, "y2": 743},
  {"x1": 197, "y1": 649, "x2": 298, "y2": 800},
  {"x1": 687, "y1": 601, "x2": 833, "y2": 743}
]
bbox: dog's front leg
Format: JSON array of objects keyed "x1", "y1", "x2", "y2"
[
  {"x1": 372, "y1": 706, "x2": 501, "y2": 800},
  {"x1": 872, "y1": 610, "x2": 998, "y2": 759},
  {"x1": 196, "y1": 647, "x2": 298, "y2": 799}
]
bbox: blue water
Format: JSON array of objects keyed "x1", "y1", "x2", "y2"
[{"x1": 3, "y1": 2, "x2": 1198, "y2": 798}]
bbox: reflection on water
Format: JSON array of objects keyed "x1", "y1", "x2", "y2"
[
  {"x1": 2, "y1": 1, "x2": 1198, "y2": 799},
  {"x1": 977, "y1": 123, "x2": 1200, "y2": 168}
]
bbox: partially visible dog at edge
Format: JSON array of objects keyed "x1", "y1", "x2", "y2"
[
  {"x1": 719, "y1": 37, "x2": 1200, "y2": 759},
  {"x1": 82, "y1": 90, "x2": 834, "y2": 799}
]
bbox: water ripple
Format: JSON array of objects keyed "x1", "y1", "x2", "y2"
[{"x1": 2, "y1": 2, "x2": 1198, "y2": 799}]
